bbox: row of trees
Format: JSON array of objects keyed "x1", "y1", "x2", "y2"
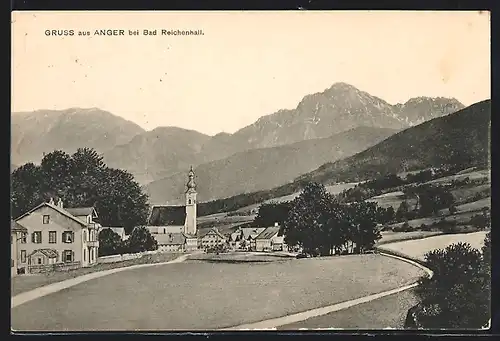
[
  {"x1": 254, "y1": 182, "x2": 383, "y2": 256},
  {"x1": 98, "y1": 226, "x2": 158, "y2": 257},
  {"x1": 408, "y1": 231, "x2": 491, "y2": 329},
  {"x1": 11, "y1": 148, "x2": 150, "y2": 234}
]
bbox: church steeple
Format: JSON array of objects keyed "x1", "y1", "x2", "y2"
[
  {"x1": 186, "y1": 165, "x2": 196, "y2": 193},
  {"x1": 184, "y1": 166, "x2": 197, "y2": 235}
]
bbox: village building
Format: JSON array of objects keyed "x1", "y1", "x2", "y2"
[
  {"x1": 230, "y1": 227, "x2": 266, "y2": 250},
  {"x1": 144, "y1": 167, "x2": 199, "y2": 252},
  {"x1": 14, "y1": 198, "x2": 101, "y2": 273},
  {"x1": 100, "y1": 227, "x2": 128, "y2": 241},
  {"x1": 254, "y1": 224, "x2": 283, "y2": 252},
  {"x1": 11, "y1": 220, "x2": 28, "y2": 277},
  {"x1": 199, "y1": 227, "x2": 227, "y2": 250}
]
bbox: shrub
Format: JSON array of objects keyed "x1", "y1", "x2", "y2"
[{"x1": 412, "y1": 242, "x2": 490, "y2": 329}]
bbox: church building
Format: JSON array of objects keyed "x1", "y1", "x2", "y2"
[{"x1": 144, "y1": 167, "x2": 199, "y2": 251}]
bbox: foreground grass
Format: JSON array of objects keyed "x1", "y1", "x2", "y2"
[
  {"x1": 11, "y1": 252, "x2": 183, "y2": 296},
  {"x1": 12, "y1": 254, "x2": 425, "y2": 331},
  {"x1": 377, "y1": 231, "x2": 488, "y2": 261},
  {"x1": 278, "y1": 289, "x2": 419, "y2": 330}
]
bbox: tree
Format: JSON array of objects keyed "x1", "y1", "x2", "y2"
[
  {"x1": 98, "y1": 229, "x2": 125, "y2": 256},
  {"x1": 347, "y1": 201, "x2": 382, "y2": 253},
  {"x1": 11, "y1": 163, "x2": 44, "y2": 218},
  {"x1": 414, "y1": 242, "x2": 490, "y2": 328},
  {"x1": 253, "y1": 201, "x2": 292, "y2": 229},
  {"x1": 416, "y1": 184, "x2": 455, "y2": 216},
  {"x1": 283, "y1": 182, "x2": 333, "y2": 256},
  {"x1": 396, "y1": 201, "x2": 410, "y2": 222},
  {"x1": 10, "y1": 148, "x2": 149, "y2": 233},
  {"x1": 125, "y1": 226, "x2": 158, "y2": 254}
]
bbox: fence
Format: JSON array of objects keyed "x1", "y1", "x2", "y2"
[
  {"x1": 97, "y1": 250, "x2": 160, "y2": 264},
  {"x1": 28, "y1": 261, "x2": 82, "y2": 274}
]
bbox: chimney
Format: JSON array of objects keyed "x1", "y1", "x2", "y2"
[
  {"x1": 57, "y1": 198, "x2": 64, "y2": 209},
  {"x1": 48, "y1": 197, "x2": 55, "y2": 205},
  {"x1": 274, "y1": 222, "x2": 279, "y2": 227}
]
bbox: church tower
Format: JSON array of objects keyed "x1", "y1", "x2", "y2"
[{"x1": 184, "y1": 166, "x2": 197, "y2": 235}]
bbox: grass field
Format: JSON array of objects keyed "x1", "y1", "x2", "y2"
[
  {"x1": 11, "y1": 252, "x2": 183, "y2": 296},
  {"x1": 451, "y1": 184, "x2": 490, "y2": 203},
  {"x1": 367, "y1": 191, "x2": 417, "y2": 210},
  {"x1": 377, "y1": 231, "x2": 444, "y2": 245},
  {"x1": 388, "y1": 210, "x2": 479, "y2": 230},
  {"x1": 278, "y1": 289, "x2": 419, "y2": 330},
  {"x1": 11, "y1": 254, "x2": 425, "y2": 331},
  {"x1": 423, "y1": 169, "x2": 490, "y2": 186},
  {"x1": 376, "y1": 231, "x2": 488, "y2": 261}
]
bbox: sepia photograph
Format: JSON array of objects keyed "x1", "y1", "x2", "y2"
[{"x1": 10, "y1": 10, "x2": 491, "y2": 332}]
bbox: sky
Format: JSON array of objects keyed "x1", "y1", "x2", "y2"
[{"x1": 11, "y1": 11, "x2": 490, "y2": 136}]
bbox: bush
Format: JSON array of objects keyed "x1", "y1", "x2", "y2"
[
  {"x1": 393, "y1": 222, "x2": 412, "y2": 232},
  {"x1": 420, "y1": 223, "x2": 431, "y2": 231},
  {"x1": 412, "y1": 242, "x2": 490, "y2": 329}
]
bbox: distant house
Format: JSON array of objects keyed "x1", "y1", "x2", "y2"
[
  {"x1": 100, "y1": 227, "x2": 128, "y2": 241},
  {"x1": 155, "y1": 232, "x2": 187, "y2": 252},
  {"x1": 14, "y1": 198, "x2": 101, "y2": 273},
  {"x1": 11, "y1": 220, "x2": 28, "y2": 277},
  {"x1": 231, "y1": 227, "x2": 266, "y2": 250},
  {"x1": 199, "y1": 228, "x2": 227, "y2": 250},
  {"x1": 255, "y1": 224, "x2": 281, "y2": 252}
]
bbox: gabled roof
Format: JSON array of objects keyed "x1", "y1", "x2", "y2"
[
  {"x1": 29, "y1": 248, "x2": 58, "y2": 258},
  {"x1": 154, "y1": 232, "x2": 186, "y2": 245},
  {"x1": 11, "y1": 220, "x2": 27, "y2": 233},
  {"x1": 199, "y1": 227, "x2": 226, "y2": 239},
  {"x1": 65, "y1": 207, "x2": 98, "y2": 218},
  {"x1": 15, "y1": 202, "x2": 88, "y2": 228},
  {"x1": 148, "y1": 205, "x2": 186, "y2": 226},
  {"x1": 239, "y1": 227, "x2": 266, "y2": 240},
  {"x1": 256, "y1": 226, "x2": 280, "y2": 240},
  {"x1": 101, "y1": 227, "x2": 126, "y2": 236}
]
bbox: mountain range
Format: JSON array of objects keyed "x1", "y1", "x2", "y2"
[
  {"x1": 195, "y1": 100, "x2": 491, "y2": 217},
  {"x1": 11, "y1": 82, "x2": 466, "y2": 202}
]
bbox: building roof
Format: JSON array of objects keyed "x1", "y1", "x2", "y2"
[
  {"x1": 239, "y1": 227, "x2": 266, "y2": 240},
  {"x1": 65, "y1": 207, "x2": 98, "y2": 218},
  {"x1": 101, "y1": 227, "x2": 126, "y2": 236},
  {"x1": 15, "y1": 202, "x2": 89, "y2": 228},
  {"x1": 148, "y1": 205, "x2": 186, "y2": 226},
  {"x1": 199, "y1": 227, "x2": 226, "y2": 239},
  {"x1": 11, "y1": 220, "x2": 27, "y2": 233},
  {"x1": 154, "y1": 232, "x2": 186, "y2": 246},
  {"x1": 256, "y1": 226, "x2": 280, "y2": 240},
  {"x1": 29, "y1": 248, "x2": 58, "y2": 258}
]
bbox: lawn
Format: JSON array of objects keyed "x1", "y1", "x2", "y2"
[
  {"x1": 376, "y1": 231, "x2": 489, "y2": 261},
  {"x1": 367, "y1": 191, "x2": 417, "y2": 210},
  {"x1": 11, "y1": 252, "x2": 183, "y2": 296},
  {"x1": 278, "y1": 289, "x2": 419, "y2": 330},
  {"x1": 11, "y1": 254, "x2": 425, "y2": 331},
  {"x1": 388, "y1": 211, "x2": 479, "y2": 229},
  {"x1": 423, "y1": 169, "x2": 490, "y2": 186},
  {"x1": 377, "y1": 231, "x2": 444, "y2": 245}
]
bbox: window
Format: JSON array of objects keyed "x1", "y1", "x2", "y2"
[
  {"x1": 10, "y1": 235, "x2": 13, "y2": 244},
  {"x1": 21, "y1": 233, "x2": 27, "y2": 244},
  {"x1": 63, "y1": 231, "x2": 74, "y2": 243},
  {"x1": 188, "y1": 199, "x2": 192, "y2": 204},
  {"x1": 49, "y1": 231, "x2": 57, "y2": 244},
  {"x1": 32, "y1": 231, "x2": 42, "y2": 244},
  {"x1": 83, "y1": 249, "x2": 86, "y2": 261},
  {"x1": 20, "y1": 250, "x2": 26, "y2": 263},
  {"x1": 83, "y1": 230, "x2": 87, "y2": 241},
  {"x1": 11, "y1": 259, "x2": 14, "y2": 267},
  {"x1": 37, "y1": 257, "x2": 42, "y2": 265},
  {"x1": 63, "y1": 250, "x2": 73, "y2": 263},
  {"x1": 43, "y1": 215, "x2": 50, "y2": 224}
]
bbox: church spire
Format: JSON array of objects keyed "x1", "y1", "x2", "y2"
[{"x1": 186, "y1": 166, "x2": 196, "y2": 192}]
